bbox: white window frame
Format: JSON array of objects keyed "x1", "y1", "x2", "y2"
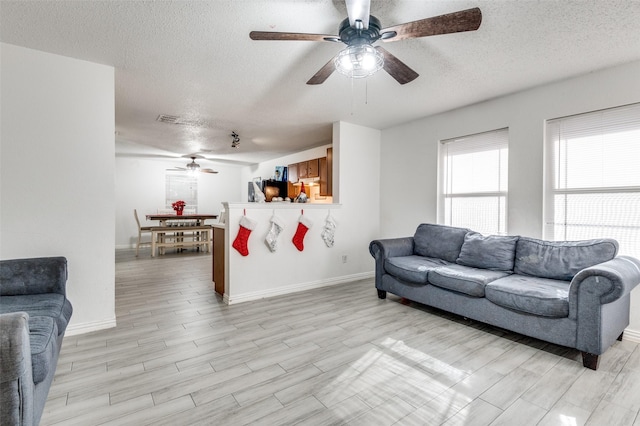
[
  {"x1": 544, "y1": 103, "x2": 640, "y2": 257},
  {"x1": 165, "y1": 170, "x2": 198, "y2": 212},
  {"x1": 438, "y1": 128, "x2": 509, "y2": 235}
]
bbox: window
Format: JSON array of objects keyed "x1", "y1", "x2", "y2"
[
  {"x1": 439, "y1": 128, "x2": 509, "y2": 235},
  {"x1": 545, "y1": 103, "x2": 640, "y2": 257},
  {"x1": 165, "y1": 170, "x2": 198, "y2": 212}
]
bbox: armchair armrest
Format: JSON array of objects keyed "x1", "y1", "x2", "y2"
[
  {"x1": 369, "y1": 237, "x2": 415, "y2": 261},
  {"x1": 0, "y1": 312, "x2": 35, "y2": 425},
  {"x1": 0, "y1": 257, "x2": 68, "y2": 297}
]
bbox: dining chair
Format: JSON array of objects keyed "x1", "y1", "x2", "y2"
[{"x1": 134, "y1": 209, "x2": 153, "y2": 256}]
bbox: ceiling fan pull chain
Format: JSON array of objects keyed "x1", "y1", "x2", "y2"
[
  {"x1": 365, "y1": 79, "x2": 369, "y2": 105},
  {"x1": 350, "y1": 77, "x2": 355, "y2": 116}
]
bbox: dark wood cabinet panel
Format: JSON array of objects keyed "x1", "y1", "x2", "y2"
[
  {"x1": 212, "y1": 226, "x2": 225, "y2": 296},
  {"x1": 307, "y1": 158, "x2": 319, "y2": 178},
  {"x1": 298, "y1": 161, "x2": 308, "y2": 179},
  {"x1": 326, "y1": 148, "x2": 332, "y2": 196},
  {"x1": 319, "y1": 157, "x2": 328, "y2": 196}
]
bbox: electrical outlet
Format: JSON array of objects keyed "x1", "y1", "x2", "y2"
[{"x1": 342, "y1": 255, "x2": 348, "y2": 263}]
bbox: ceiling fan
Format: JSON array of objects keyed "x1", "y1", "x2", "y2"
[
  {"x1": 250, "y1": 0, "x2": 481, "y2": 85},
  {"x1": 168, "y1": 156, "x2": 218, "y2": 174}
]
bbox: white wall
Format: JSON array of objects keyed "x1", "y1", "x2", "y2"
[
  {"x1": 224, "y1": 122, "x2": 379, "y2": 303},
  {"x1": 379, "y1": 60, "x2": 640, "y2": 338},
  {"x1": 115, "y1": 155, "x2": 244, "y2": 248},
  {"x1": 1, "y1": 43, "x2": 116, "y2": 334}
]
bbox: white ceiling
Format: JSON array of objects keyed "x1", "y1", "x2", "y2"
[{"x1": 2, "y1": 0, "x2": 640, "y2": 166}]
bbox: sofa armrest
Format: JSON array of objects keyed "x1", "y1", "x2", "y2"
[
  {"x1": 569, "y1": 256, "x2": 640, "y2": 306},
  {"x1": 0, "y1": 257, "x2": 68, "y2": 297},
  {"x1": 369, "y1": 238, "x2": 414, "y2": 289},
  {"x1": 0, "y1": 312, "x2": 35, "y2": 425},
  {"x1": 369, "y1": 237, "x2": 415, "y2": 261},
  {"x1": 569, "y1": 256, "x2": 640, "y2": 355}
]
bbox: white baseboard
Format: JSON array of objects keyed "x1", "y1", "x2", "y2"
[
  {"x1": 623, "y1": 327, "x2": 640, "y2": 344},
  {"x1": 225, "y1": 272, "x2": 374, "y2": 305},
  {"x1": 65, "y1": 317, "x2": 117, "y2": 336}
]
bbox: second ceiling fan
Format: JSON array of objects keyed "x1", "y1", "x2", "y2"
[
  {"x1": 169, "y1": 156, "x2": 218, "y2": 174},
  {"x1": 250, "y1": 0, "x2": 482, "y2": 85}
]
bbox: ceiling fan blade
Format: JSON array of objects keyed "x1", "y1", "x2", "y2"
[
  {"x1": 375, "y1": 47, "x2": 419, "y2": 85},
  {"x1": 381, "y1": 7, "x2": 482, "y2": 42},
  {"x1": 307, "y1": 56, "x2": 337, "y2": 85},
  {"x1": 201, "y1": 169, "x2": 219, "y2": 174},
  {"x1": 250, "y1": 31, "x2": 339, "y2": 42},
  {"x1": 345, "y1": 0, "x2": 370, "y2": 29}
]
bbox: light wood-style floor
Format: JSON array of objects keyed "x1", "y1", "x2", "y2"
[{"x1": 42, "y1": 249, "x2": 640, "y2": 425}]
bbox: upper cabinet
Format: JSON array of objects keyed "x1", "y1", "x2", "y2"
[
  {"x1": 307, "y1": 158, "x2": 319, "y2": 178},
  {"x1": 297, "y1": 159, "x2": 319, "y2": 179}
]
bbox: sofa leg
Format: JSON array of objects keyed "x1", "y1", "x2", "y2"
[
  {"x1": 377, "y1": 289, "x2": 387, "y2": 299},
  {"x1": 582, "y1": 352, "x2": 600, "y2": 370},
  {"x1": 617, "y1": 332, "x2": 624, "y2": 341}
]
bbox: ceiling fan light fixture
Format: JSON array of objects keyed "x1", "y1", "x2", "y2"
[
  {"x1": 334, "y1": 44, "x2": 384, "y2": 79},
  {"x1": 186, "y1": 158, "x2": 201, "y2": 173}
]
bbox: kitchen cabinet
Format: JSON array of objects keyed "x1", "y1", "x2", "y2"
[
  {"x1": 319, "y1": 157, "x2": 329, "y2": 196},
  {"x1": 307, "y1": 158, "x2": 319, "y2": 178},
  {"x1": 319, "y1": 148, "x2": 333, "y2": 196},
  {"x1": 298, "y1": 161, "x2": 308, "y2": 179},
  {"x1": 292, "y1": 159, "x2": 320, "y2": 180}
]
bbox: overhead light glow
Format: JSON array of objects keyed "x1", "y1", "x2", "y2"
[{"x1": 334, "y1": 44, "x2": 384, "y2": 79}]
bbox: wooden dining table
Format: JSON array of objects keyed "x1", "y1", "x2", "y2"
[{"x1": 145, "y1": 214, "x2": 218, "y2": 226}]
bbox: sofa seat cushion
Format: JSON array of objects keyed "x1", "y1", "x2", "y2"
[
  {"x1": 27, "y1": 315, "x2": 59, "y2": 384},
  {"x1": 413, "y1": 224, "x2": 470, "y2": 263},
  {"x1": 0, "y1": 293, "x2": 72, "y2": 335},
  {"x1": 385, "y1": 256, "x2": 450, "y2": 284},
  {"x1": 485, "y1": 275, "x2": 570, "y2": 318},
  {"x1": 457, "y1": 233, "x2": 519, "y2": 272},
  {"x1": 514, "y1": 237, "x2": 618, "y2": 281},
  {"x1": 429, "y1": 265, "x2": 511, "y2": 297}
]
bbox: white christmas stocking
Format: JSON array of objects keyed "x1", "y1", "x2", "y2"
[
  {"x1": 321, "y1": 214, "x2": 337, "y2": 247},
  {"x1": 264, "y1": 214, "x2": 285, "y2": 252}
]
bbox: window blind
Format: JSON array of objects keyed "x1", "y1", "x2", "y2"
[
  {"x1": 440, "y1": 128, "x2": 509, "y2": 235},
  {"x1": 545, "y1": 103, "x2": 640, "y2": 257}
]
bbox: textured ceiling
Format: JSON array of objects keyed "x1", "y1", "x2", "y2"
[{"x1": 2, "y1": 0, "x2": 640, "y2": 166}]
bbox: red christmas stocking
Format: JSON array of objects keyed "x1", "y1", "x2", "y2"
[
  {"x1": 292, "y1": 214, "x2": 313, "y2": 251},
  {"x1": 233, "y1": 215, "x2": 257, "y2": 256}
]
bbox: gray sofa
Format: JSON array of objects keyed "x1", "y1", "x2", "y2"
[
  {"x1": 369, "y1": 224, "x2": 640, "y2": 370},
  {"x1": 0, "y1": 257, "x2": 73, "y2": 426}
]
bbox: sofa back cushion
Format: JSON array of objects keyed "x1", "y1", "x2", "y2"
[
  {"x1": 456, "y1": 233, "x2": 519, "y2": 271},
  {"x1": 413, "y1": 224, "x2": 470, "y2": 263},
  {"x1": 514, "y1": 237, "x2": 618, "y2": 281}
]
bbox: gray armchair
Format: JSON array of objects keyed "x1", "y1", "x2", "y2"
[{"x1": 1, "y1": 257, "x2": 73, "y2": 425}]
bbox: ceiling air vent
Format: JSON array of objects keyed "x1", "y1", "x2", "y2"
[
  {"x1": 156, "y1": 114, "x2": 203, "y2": 127},
  {"x1": 156, "y1": 114, "x2": 180, "y2": 124}
]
